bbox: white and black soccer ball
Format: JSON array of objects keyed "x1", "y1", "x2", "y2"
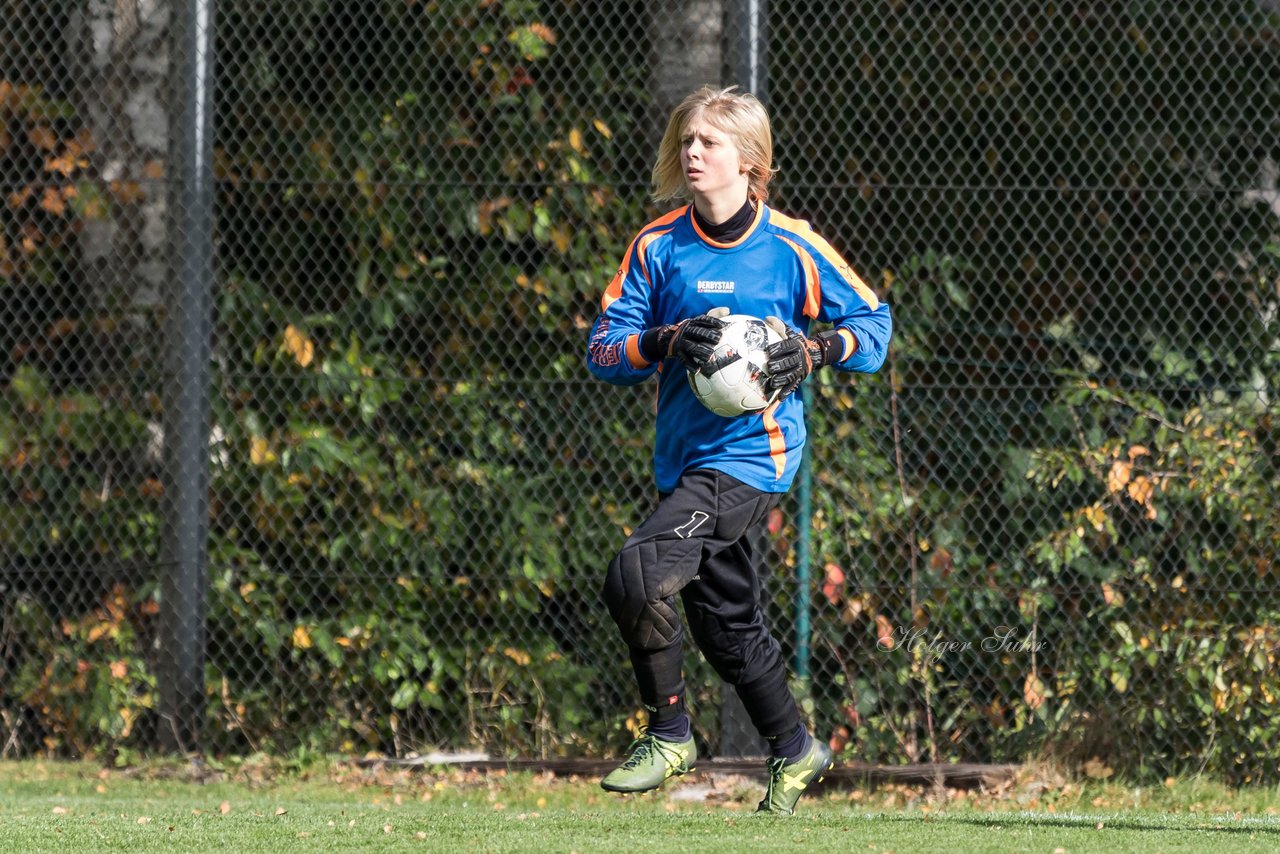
[{"x1": 687, "y1": 314, "x2": 783, "y2": 417}]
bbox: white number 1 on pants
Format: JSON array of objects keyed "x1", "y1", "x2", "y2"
[{"x1": 674, "y1": 511, "x2": 710, "y2": 539}]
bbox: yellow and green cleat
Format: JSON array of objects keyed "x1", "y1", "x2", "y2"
[
  {"x1": 600, "y1": 730, "x2": 697, "y2": 793},
  {"x1": 755, "y1": 738, "x2": 835, "y2": 815}
]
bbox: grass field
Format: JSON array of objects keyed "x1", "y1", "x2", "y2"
[{"x1": 2, "y1": 758, "x2": 1279, "y2": 852}]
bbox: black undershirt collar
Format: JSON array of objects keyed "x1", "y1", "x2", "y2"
[{"x1": 692, "y1": 199, "x2": 756, "y2": 243}]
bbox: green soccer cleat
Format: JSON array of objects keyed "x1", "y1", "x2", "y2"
[
  {"x1": 600, "y1": 729, "x2": 697, "y2": 793},
  {"x1": 755, "y1": 738, "x2": 835, "y2": 815}
]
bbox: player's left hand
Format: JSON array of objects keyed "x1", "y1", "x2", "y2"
[{"x1": 763, "y1": 317, "x2": 839, "y2": 402}]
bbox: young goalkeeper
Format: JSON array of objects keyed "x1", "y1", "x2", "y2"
[{"x1": 585, "y1": 85, "x2": 892, "y2": 815}]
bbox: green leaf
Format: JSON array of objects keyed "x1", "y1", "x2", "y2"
[
  {"x1": 390, "y1": 681, "x2": 418, "y2": 709},
  {"x1": 1113, "y1": 621, "x2": 1134, "y2": 647},
  {"x1": 507, "y1": 26, "x2": 551, "y2": 61}
]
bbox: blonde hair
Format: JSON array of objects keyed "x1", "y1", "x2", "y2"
[{"x1": 651, "y1": 86, "x2": 776, "y2": 203}]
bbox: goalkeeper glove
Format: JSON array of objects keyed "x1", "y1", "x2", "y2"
[
  {"x1": 641, "y1": 306, "x2": 729, "y2": 369},
  {"x1": 763, "y1": 317, "x2": 846, "y2": 402}
]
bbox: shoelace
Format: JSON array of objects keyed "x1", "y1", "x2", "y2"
[
  {"x1": 620, "y1": 733, "x2": 689, "y2": 773},
  {"x1": 761, "y1": 755, "x2": 787, "y2": 806}
]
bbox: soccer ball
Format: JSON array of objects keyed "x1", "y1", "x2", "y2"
[{"x1": 687, "y1": 314, "x2": 782, "y2": 417}]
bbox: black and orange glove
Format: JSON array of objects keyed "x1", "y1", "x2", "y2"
[
  {"x1": 762, "y1": 316, "x2": 845, "y2": 402},
  {"x1": 640, "y1": 307, "x2": 730, "y2": 369}
]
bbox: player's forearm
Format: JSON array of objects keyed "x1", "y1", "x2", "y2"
[
  {"x1": 586, "y1": 317, "x2": 655, "y2": 384},
  {"x1": 832, "y1": 305, "x2": 892, "y2": 373}
]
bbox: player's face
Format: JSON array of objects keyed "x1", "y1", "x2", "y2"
[{"x1": 680, "y1": 117, "x2": 750, "y2": 205}]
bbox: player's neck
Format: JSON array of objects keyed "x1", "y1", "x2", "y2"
[{"x1": 692, "y1": 189, "x2": 751, "y2": 226}]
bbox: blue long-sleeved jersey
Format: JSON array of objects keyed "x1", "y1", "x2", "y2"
[{"x1": 586, "y1": 203, "x2": 892, "y2": 493}]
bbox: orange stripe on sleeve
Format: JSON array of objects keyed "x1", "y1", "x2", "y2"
[
  {"x1": 625, "y1": 334, "x2": 650, "y2": 369},
  {"x1": 601, "y1": 252, "x2": 631, "y2": 312},
  {"x1": 775, "y1": 235, "x2": 822, "y2": 319},
  {"x1": 832, "y1": 261, "x2": 880, "y2": 311},
  {"x1": 600, "y1": 207, "x2": 688, "y2": 311},
  {"x1": 770, "y1": 211, "x2": 880, "y2": 311},
  {"x1": 837, "y1": 328, "x2": 858, "y2": 360},
  {"x1": 762, "y1": 402, "x2": 786, "y2": 480}
]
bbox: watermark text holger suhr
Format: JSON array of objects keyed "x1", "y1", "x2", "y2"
[{"x1": 880, "y1": 625, "x2": 1050, "y2": 657}]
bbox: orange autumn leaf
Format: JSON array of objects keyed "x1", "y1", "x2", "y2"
[
  {"x1": 528, "y1": 22, "x2": 557, "y2": 44},
  {"x1": 875, "y1": 614, "x2": 895, "y2": 649},
  {"x1": 1127, "y1": 476, "x2": 1157, "y2": 519},
  {"x1": 45, "y1": 153, "x2": 88, "y2": 176},
  {"x1": 1024, "y1": 672, "x2": 1047, "y2": 710},
  {"x1": 821, "y1": 562, "x2": 845, "y2": 605},
  {"x1": 28, "y1": 125, "x2": 57, "y2": 150},
  {"x1": 39, "y1": 187, "x2": 66, "y2": 216},
  {"x1": 1106, "y1": 460, "x2": 1131, "y2": 494},
  {"x1": 1127, "y1": 476, "x2": 1153, "y2": 504},
  {"x1": 282, "y1": 324, "x2": 314, "y2": 367}
]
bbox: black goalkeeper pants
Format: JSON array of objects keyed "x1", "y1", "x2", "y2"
[{"x1": 601, "y1": 468, "x2": 800, "y2": 740}]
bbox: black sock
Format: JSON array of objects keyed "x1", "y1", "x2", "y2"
[
  {"x1": 767, "y1": 723, "x2": 811, "y2": 762},
  {"x1": 646, "y1": 712, "x2": 691, "y2": 742}
]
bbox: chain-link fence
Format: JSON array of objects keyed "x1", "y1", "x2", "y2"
[{"x1": 1, "y1": 0, "x2": 1277, "y2": 781}]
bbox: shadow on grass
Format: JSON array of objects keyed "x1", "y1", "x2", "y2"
[{"x1": 866, "y1": 812, "x2": 1280, "y2": 836}]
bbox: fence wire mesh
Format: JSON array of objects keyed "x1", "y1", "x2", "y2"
[{"x1": 1, "y1": 0, "x2": 1278, "y2": 782}]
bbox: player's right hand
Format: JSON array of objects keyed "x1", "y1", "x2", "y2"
[{"x1": 658, "y1": 307, "x2": 729, "y2": 369}]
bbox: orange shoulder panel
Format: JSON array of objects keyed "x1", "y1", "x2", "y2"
[
  {"x1": 769, "y1": 212, "x2": 880, "y2": 311},
  {"x1": 601, "y1": 206, "x2": 688, "y2": 311}
]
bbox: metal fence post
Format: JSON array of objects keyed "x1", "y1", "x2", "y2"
[
  {"x1": 729, "y1": 0, "x2": 768, "y2": 101},
  {"x1": 159, "y1": 0, "x2": 216, "y2": 753}
]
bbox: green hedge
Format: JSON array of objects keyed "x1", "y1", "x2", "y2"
[{"x1": 2, "y1": 0, "x2": 1278, "y2": 781}]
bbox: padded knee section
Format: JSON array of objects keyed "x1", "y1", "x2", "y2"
[{"x1": 602, "y1": 536, "x2": 702, "y2": 651}]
